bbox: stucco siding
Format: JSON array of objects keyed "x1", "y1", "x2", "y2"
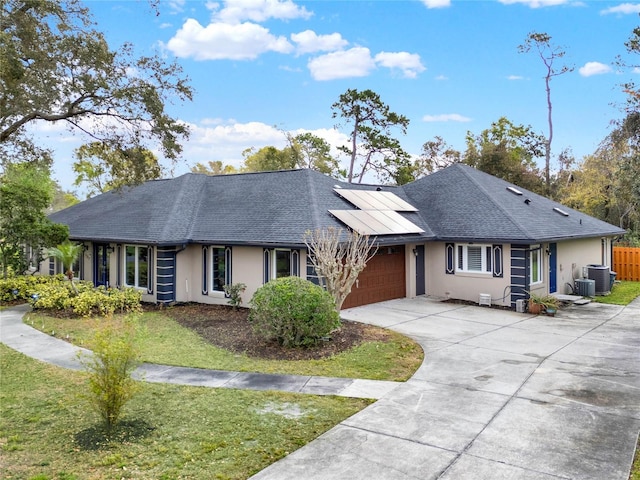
[
  {"x1": 425, "y1": 242, "x2": 512, "y2": 307},
  {"x1": 555, "y1": 237, "x2": 612, "y2": 295}
]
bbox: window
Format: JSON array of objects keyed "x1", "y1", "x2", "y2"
[
  {"x1": 264, "y1": 249, "x2": 299, "y2": 281},
  {"x1": 275, "y1": 249, "x2": 291, "y2": 278},
  {"x1": 456, "y1": 244, "x2": 492, "y2": 274},
  {"x1": 125, "y1": 245, "x2": 148, "y2": 289},
  {"x1": 530, "y1": 245, "x2": 542, "y2": 284},
  {"x1": 211, "y1": 246, "x2": 230, "y2": 292}
]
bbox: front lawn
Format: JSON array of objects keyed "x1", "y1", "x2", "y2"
[
  {"x1": 594, "y1": 281, "x2": 640, "y2": 306},
  {"x1": 0, "y1": 344, "x2": 371, "y2": 480},
  {"x1": 25, "y1": 305, "x2": 423, "y2": 381}
]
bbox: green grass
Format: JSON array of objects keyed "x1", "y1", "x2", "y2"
[
  {"x1": 25, "y1": 311, "x2": 423, "y2": 381},
  {"x1": 632, "y1": 443, "x2": 640, "y2": 480},
  {"x1": 0, "y1": 343, "x2": 372, "y2": 480},
  {"x1": 594, "y1": 281, "x2": 640, "y2": 306}
]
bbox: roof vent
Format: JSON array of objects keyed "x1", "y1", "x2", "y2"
[
  {"x1": 553, "y1": 207, "x2": 569, "y2": 217},
  {"x1": 524, "y1": 198, "x2": 531, "y2": 205},
  {"x1": 507, "y1": 186, "x2": 523, "y2": 196}
]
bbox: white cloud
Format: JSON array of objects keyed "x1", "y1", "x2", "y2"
[
  {"x1": 435, "y1": 74, "x2": 448, "y2": 80},
  {"x1": 507, "y1": 75, "x2": 525, "y2": 80},
  {"x1": 422, "y1": 113, "x2": 472, "y2": 122},
  {"x1": 159, "y1": 23, "x2": 173, "y2": 29},
  {"x1": 498, "y1": 0, "x2": 569, "y2": 7},
  {"x1": 578, "y1": 61, "x2": 612, "y2": 77},
  {"x1": 374, "y1": 51, "x2": 426, "y2": 79},
  {"x1": 166, "y1": 19, "x2": 293, "y2": 60},
  {"x1": 291, "y1": 30, "x2": 348, "y2": 55},
  {"x1": 210, "y1": 0, "x2": 312, "y2": 23},
  {"x1": 308, "y1": 47, "x2": 376, "y2": 81},
  {"x1": 421, "y1": 0, "x2": 451, "y2": 7},
  {"x1": 600, "y1": 3, "x2": 640, "y2": 14}
]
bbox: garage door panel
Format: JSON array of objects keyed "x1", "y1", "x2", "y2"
[{"x1": 342, "y1": 245, "x2": 405, "y2": 309}]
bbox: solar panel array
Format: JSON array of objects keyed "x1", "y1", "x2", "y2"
[
  {"x1": 333, "y1": 189, "x2": 418, "y2": 211},
  {"x1": 330, "y1": 189, "x2": 424, "y2": 236}
]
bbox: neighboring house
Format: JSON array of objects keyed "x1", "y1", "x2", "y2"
[{"x1": 44, "y1": 164, "x2": 625, "y2": 310}]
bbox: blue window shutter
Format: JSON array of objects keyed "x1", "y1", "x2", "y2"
[
  {"x1": 116, "y1": 245, "x2": 121, "y2": 288},
  {"x1": 492, "y1": 244, "x2": 503, "y2": 278},
  {"x1": 225, "y1": 247, "x2": 232, "y2": 286},
  {"x1": 147, "y1": 246, "x2": 154, "y2": 294},
  {"x1": 291, "y1": 250, "x2": 299, "y2": 276},
  {"x1": 263, "y1": 249, "x2": 270, "y2": 283},
  {"x1": 445, "y1": 243, "x2": 455, "y2": 274},
  {"x1": 202, "y1": 246, "x2": 208, "y2": 294}
]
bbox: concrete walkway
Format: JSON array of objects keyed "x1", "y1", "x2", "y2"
[
  {"x1": 252, "y1": 297, "x2": 640, "y2": 480},
  {"x1": 0, "y1": 304, "x2": 399, "y2": 399}
]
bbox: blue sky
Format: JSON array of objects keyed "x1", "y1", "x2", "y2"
[{"x1": 36, "y1": 0, "x2": 640, "y2": 194}]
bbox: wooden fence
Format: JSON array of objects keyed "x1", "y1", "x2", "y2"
[{"x1": 613, "y1": 246, "x2": 640, "y2": 281}]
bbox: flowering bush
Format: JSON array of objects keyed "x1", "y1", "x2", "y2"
[
  {"x1": 0, "y1": 274, "x2": 66, "y2": 302},
  {"x1": 1, "y1": 275, "x2": 141, "y2": 317}
]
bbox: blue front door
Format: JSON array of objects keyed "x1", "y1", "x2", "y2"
[
  {"x1": 93, "y1": 244, "x2": 110, "y2": 287},
  {"x1": 549, "y1": 243, "x2": 557, "y2": 293}
]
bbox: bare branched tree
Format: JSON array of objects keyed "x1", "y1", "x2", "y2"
[
  {"x1": 303, "y1": 227, "x2": 378, "y2": 311},
  {"x1": 519, "y1": 32, "x2": 573, "y2": 196}
]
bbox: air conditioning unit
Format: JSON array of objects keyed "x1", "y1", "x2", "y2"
[
  {"x1": 587, "y1": 264, "x2": 610, "y2": 295},
  {"x1": 575, "y1": 278, "x2": 595, "y2": 297},
  {"x1": 478, "y1": 293, "x2": 491, "y2": 306}
]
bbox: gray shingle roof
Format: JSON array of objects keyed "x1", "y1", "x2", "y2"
[
  {"x1": 50, "y1": 165, "x2": 624, "y2": 247},
  {"x1": 403, "y1": 163, "x2": 625, "y2": 242}
]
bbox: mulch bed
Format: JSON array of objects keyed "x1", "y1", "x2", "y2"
[{"x1": 147, "y1": 303, "x2": 392, "y2": 361}]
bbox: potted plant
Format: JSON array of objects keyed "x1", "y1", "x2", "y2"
[{"x1": 528, "y1": 292, "x2": 560, "y2": 315}]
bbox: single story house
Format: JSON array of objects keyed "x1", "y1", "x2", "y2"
[{"x1": 45, "y1": 164, "x2": 625, "y2": 310}]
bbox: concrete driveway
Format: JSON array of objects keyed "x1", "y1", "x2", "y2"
[{"x1": 252, "y1": 297, "x2": 640, "y2": 480}]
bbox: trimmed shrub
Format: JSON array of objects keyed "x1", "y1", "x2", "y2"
[
  {"x1": 249, "y1": 276, "x2": 340, "y2": 348},
  {"x1": 0, "y1": 274, "x2": 66, "y2": 302},
  {"x1": 1, "y1": 275, "x2": 142, "y2": 316}
]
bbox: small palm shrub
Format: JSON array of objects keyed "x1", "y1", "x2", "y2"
[{"x1": 249, "y1": 276, "x2": 340, "y2": 348}]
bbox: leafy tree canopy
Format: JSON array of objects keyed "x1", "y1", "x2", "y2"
[
  {"x1": 0, "y1": 162, "x2": 68, "y2": 277},
  {"x1": 73, "y1": 142, "x2": 162, "y2": 197},
  {"x1": 190, "y1": 160, "x2": 238, "y2": 176},
  {"x1": 239, "y1": 132, "x2": 344, "y2": 178},
  {"x1": 331, "y1": 88, "x2": 410, "y2": 184},
  {"x1": 0, "y1": 0, "x2": 192, "y2": 169},
  {"x1": 463, "y1": 117, "x2": 546, "y2": 194}
]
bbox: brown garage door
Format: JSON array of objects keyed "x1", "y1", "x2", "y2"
[{"x1": 342, "y1": 245, "x2": 406, "y2": 309}]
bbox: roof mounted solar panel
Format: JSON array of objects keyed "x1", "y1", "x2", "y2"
[
  {"x1": 334, "y1": 189, "x2": 418, "y2": 212},
  {"x1": 329, "y1": 209, "x2": 424, "y2": 235}
]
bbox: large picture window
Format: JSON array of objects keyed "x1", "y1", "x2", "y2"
[
  {"x1": 125, "y1": 245, "x2": 148, "y2": 289},
  {"x1": 530, "y1": 245, "x2": 542, "y2": 284},
  {"x1": 456, "y1": 244, "x2": 492, "y2": 274}
]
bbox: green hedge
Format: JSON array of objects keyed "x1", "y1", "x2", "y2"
[
  {"x1": 0, "y1": 275, "x2": 142, "y2": 317},
  {"x1": 249, "y1": 276, "x2": 340, "y2": 348}
]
